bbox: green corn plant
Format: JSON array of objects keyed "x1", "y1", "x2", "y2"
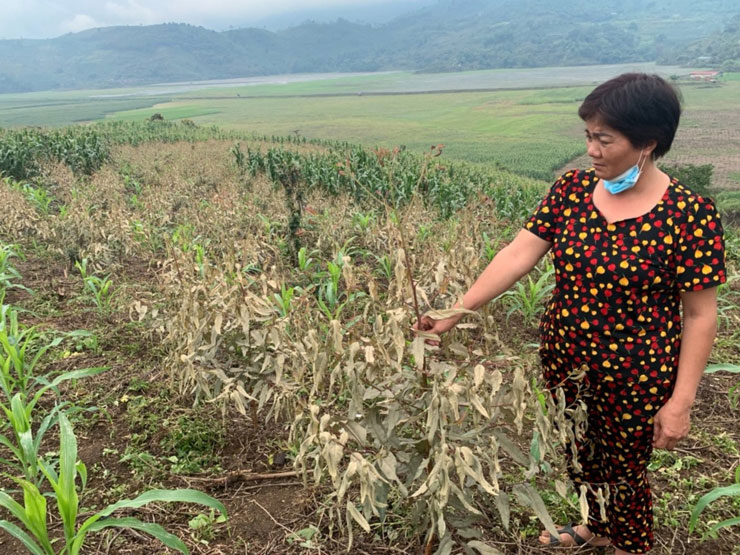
[
  {"x1": 326, "y1": 261, "x2": 342, "y2": 292},
  {"x1": 481, "y1": 232, "x2": 497, "y2": 263},
  {"x1": 22, "y1": 184, "x2": 54, "y2": 216},
  {"x1": 317, "y1": 278, "x2": 344, "y2": 321},
  {"x1": 416, "y1": 224, "x2": 431, "y2": 243},
  {"x1": 704, "y1": 363, "x2": 740, "y2": 409},
  {"x1": 716, "y1": 275, "x2": 740, "y2": 330},
  {"x1": 257, "y1": 214, "x2": 277, "y2": 236},
  {"x1": 74, "y1": 258, "x2": 114, "y2": 312},
  {"x1": 0, "y1": 244, "x2": 31, "y2": 296},
  {"x1": 499, "y1": 261, "x2": 555, "y2": 325},
  {"x1": 0, "y1": 412, "x2": 227, "y2": 555},
  {"x1": 0, "y1": 305, "x2": 60, "y2": 400},
  {"x1": 0, "y1": 306, "x2": 108, "y2": 485},
  {"x1": 297, "y1": 247, "x2": 317, "y2": 272},
  {"x1": 230, "y1": 142, "x2": 245, "y2": 172},
  {"x1": 373, "y1": 254, "x2": 393, "y2": 281},
  {"x1": 351, "y1": 211, "x2": 374, "y2": 232},
  {"x1": 0, "y1": 395, "x2": 67, "y2": 486},
  {"x1": 82, "y1": 275, "x2": 114, "y2": 313},
  {"x1": 273, "y1": 285, "x2": 296, "y2": 318},
  {"x1": 73, "y1": 258, "x2": 88, "y2": 281},
  {"x1": 689, "y1": 466, "x2": 740, "y2": 536}
]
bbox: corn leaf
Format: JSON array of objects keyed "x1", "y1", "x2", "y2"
[
  {"x1": 74, "y1": 488, "x2": 227, "y2": 548},
  {"x1": 689, "y1": 483, "x2": 740, "y2": 532},
  {"x1": 710, "y1": 516, "x2": 740, "y2": 533},
  {"x1": 0, "y1": 520, "x2": 47, "y2": 555},
  {"x1": 704, "y1": 363, "x2": 740, "y2": 374},
  {"x1": 40, "y1": 411, "x2": 79, "y2": 543},
  {"x1": 15, "y1": 479, "x2": 53, "y2": 553},
  {"x1": 75, "y1": 517, "x2": 189, "y2": 555}
]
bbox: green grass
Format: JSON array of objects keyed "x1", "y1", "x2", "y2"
[
  {"x1": 0, "y1": 96, "x2": 171, "y2": 127},
  {"x1": 110, "y1": 103, "x2": 221, "y2": 121},
  {"x1": 108, "y1": 89, "x2": 585, "y2": 180}
]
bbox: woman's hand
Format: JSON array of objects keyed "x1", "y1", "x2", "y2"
[
  {"x1": 412, "y1": 312, "x2": 464, "y2": 346},
  {"x1": 652, "y1": 398, "x2": 691, "y2": 450}
]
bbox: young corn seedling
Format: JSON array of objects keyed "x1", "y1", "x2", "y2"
[
  {"x1": 297, "y1": 247, "x2": 317, "y2": 272},
  {"x1": 273, "y1": 284, "x2": 296, "y2": 318},
  {"x1": 317, "y1": 277, "x2": 346, "y2": 321},
  {"x1": 500, "y1": 260, "x2": 555, "y2": 325},
  {"x1": 0, "y1": 412, "x2": 227, "y2": 555},
  {"x1": 704, "y1": 362, "x2": 740, "y2": 410},
  {"x1": 351, "y1": 211, "x2": 375, "y2": 232},
  {"x1": 0, "y1": 306, "x2": 108, "y2": 485},
  {"x1": 82, "y1": 274, "x2": 114, "y2": 313},
  {"x1": 481, "y1": 232, "x2": 498, "y2": 263},
  {"x1": 74, "y1": 258, "x2": 114, "y2": 313},
  {"x1": 373, "y1": 253, "x2": 393, "y2": 281},
  {"x1": 21, "y1": 183, "x2": 54, "y2": 216},
  {"x1": 689, "y1": 465, "x2": 740, "y2": 536},
  {"x1": 0, "y1": 243, "x2": 31, "y2": 296}
]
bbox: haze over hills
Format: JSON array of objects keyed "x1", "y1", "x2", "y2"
[
  {"x1": 0, "y1": 0, "x2": 737, "y2": 94},
  {"x1": 248, "y1": 0, "x2": 437, "y2": 30}
]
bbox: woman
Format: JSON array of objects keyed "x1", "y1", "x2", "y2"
[{"x1": 416, "y1": 73, "x2": 726, "y2": 554}]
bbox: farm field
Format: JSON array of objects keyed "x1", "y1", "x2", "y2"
[
  {"x1": 110, "y1": 78, "x2": 740, "y2": 186},
  {"x1": 2, "y1": 63, "x2": 733, "y2": 182},
  {"x1": 0, "y1": 122, "x2": 739, "y2": 554}
]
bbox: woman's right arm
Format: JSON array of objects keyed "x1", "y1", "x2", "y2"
[{"x1": 416, "y1": 228, "x2": 552, "y2": 338}]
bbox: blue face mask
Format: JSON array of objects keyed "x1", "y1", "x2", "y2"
[{"x1": 601, "y1": 151, "x2": 647, "y2": 195}]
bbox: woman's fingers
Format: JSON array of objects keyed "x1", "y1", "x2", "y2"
[{"x1": 412, "y1": 315, "x2": 434, "y2": 331}]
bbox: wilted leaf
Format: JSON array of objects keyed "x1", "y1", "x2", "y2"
[
  {"x1": 514, "y1": 484, "x2": 559, "y2": 539},
  {"x1": 474, "y1": 364, "x2": 485, "y2": 387},
  {"x1": 492, "y1": 431, "x2": 528, "y2": 466},
  {"x1": 424, "y1": 308, "x2": 476, "y2": 320},
  {"x1": 494, "y1": 492, "x2": 510, "y2": 529},
  {"x1": 347, "y1": 502, "x2": 371, "y2": 533},
  {"x1": 579, "y1": 484, "x2": 589, "y2": 524},
  {"x1": 555, "y1": 479, "x2": 568, "y2": 499},
  {"x1": 467, "y1": 540, "x2": 503, "y2": 555},
  {"x1": 411, "y1": 336, "x2": 426, "y2": 371}
]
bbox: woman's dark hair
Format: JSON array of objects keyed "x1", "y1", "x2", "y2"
[{"x1": 578, "y1": 73, "x2": 682, "y2": 159}]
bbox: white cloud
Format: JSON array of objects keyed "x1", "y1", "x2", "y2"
[
  {"x1": 60, "y1": 14, "x2": 101, "y2": 34},
  {"x1": 104, "y1": 1, "x2": 157, "y2": 24}
]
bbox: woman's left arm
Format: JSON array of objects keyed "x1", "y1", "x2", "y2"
[{"x1": 652, "y1": 287, "x2": 719, "y2": 450}]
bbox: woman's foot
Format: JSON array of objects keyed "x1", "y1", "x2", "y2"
[{"x1": 538, "y1": 524, "x2": 611, "y2": 547}]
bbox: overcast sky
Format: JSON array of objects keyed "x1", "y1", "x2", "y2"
[{"x1": 0, "y1": 0, "x2": 421, "y2": 39}]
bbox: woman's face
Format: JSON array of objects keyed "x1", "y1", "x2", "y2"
[{"x1": 584, "y1": 118, "x2": 644, "y2": 181}]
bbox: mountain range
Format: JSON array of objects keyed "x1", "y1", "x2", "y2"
[{"x1": 0, "y1": 0, "x2": 737, "y2": 94}]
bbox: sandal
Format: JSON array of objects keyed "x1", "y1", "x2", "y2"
[{"x1": 545, "y1": 523, "x2": 589, "y2": 547}]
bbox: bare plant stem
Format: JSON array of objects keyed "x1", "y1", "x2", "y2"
[{"x1": 341, "y1": 149, "x2": 437, "y2": 386}]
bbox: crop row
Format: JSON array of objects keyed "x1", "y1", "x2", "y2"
[{"x1": 0, "y1": 243, "x2": 226, "y2": 554}]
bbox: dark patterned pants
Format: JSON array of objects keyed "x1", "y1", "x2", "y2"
[{"x1": 541, "y1": 350, "x2": 676, "y2": 554}]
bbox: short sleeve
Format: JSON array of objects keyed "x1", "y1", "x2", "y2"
[
  {"x1": 524, "y1": 172, "x2": 569, "y2": 242},
  {"x1": 674, "y1": 198, "x2": 726, "y2": 292}
]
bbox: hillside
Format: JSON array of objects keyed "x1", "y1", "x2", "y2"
[
  {"x1": 660, "y1": 14, "x2": 740, "y2": 70},
  {"x1": 0, "y1": 0, "x2": 737, "y2": 93}
]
